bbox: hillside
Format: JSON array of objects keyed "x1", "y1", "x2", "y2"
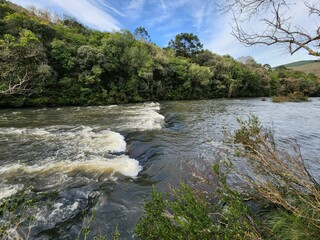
[
  {"x1": 289, "y1": 62, "x2": 320, "y2": 76},
  {"x1": 0, "y1": 0, "x2": 320, "y2": 107},
  {"x1": 280, "y1": 60, "x2": 320, "y2": 76},
  {"x1": 282, "y1": 60, "x2": 316, "y2": 68}
]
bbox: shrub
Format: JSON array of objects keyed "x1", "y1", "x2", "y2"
[
  {"x1": 135, "y1": 180, "x2": 261, "y2": 239},
  {"x1": 272, "y1": 95, "x2": 289, "y2": 102},
  {"x1": 136, "y1": 114, "x2": 320, "y2": 239},
  {"x1": 272, "y1": 91, "x2": 308, "y2": 102},
  {"x1": 231, "y1": 114, "x2": 320, "y2": 239},
  {"x1": 287, "y1": 91, "x2": 308, "y2": 102}
]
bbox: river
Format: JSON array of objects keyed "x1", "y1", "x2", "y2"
[{"x1": 0, "y1": 98, "x2": 319, "y2": 239}]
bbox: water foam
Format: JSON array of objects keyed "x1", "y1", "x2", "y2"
[
  {"x1": 0, "y1": 184, "x2": 24, "y2": 200},
  {"x1": 0, "y1": 155, "x2": 141, "y2": 180},
  {"x1": 117, "y1": 102, "x2": 165, "y2": 130},
  {"x1": 72, "y1": 127, "x2": 126, "y2": 153},
  {"x1": 1, "y1": 126, "x2": 127, "y2": 154},
  {"x1": 0, "y1": 102, "x2": 165, "y2": 198},
  {"x1": 0, "y1": 125, "x2": 142, "y2": 197}
]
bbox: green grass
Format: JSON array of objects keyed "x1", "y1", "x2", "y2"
[
  {"x1": 276, "y1": 60, "x2": 320, "y2": 76},
  {"x1": 279, "y1": 60, "x2": 317, "y2": 68},
  {"x1": 266, "y1": 208, "x2": 320, "y2": 240}
]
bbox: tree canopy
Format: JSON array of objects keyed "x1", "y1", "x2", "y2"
[
  {"x1": 168, "y1": 33, "x2": 204, "y2": 58},
  {"x1": 134, "y1": 27, "x2": 152, "y2": 43},
  {"x1": 0, "y1": 1, "x2": 319, "y2": 107}
]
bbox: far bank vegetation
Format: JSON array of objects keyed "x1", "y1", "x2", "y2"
[{"x1": 0, "y1": 1, "x2": 319, "y2": 108}]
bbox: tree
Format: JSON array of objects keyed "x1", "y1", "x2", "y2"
[
  {"x1": 237, "y1": 56, "x2": 256, "y2": 65},
  {"x1": 134, "y1": 27, "x2": 151, "y2": 43},
  {"x1": 0, "y1": 29, "x2": 53, "y2": 96},
  {"x1": 220, "y1": 0, "x2": 320, "y2": 57},
  {"x1": 50, "y1": 39, "x2": 77, "y2": 71},
  {"x1": 168, "y1": 33, "x2": 203, "y2": 58},
  {"x1": 76, "y1": 45, "x2": 107, "y2": 86}
]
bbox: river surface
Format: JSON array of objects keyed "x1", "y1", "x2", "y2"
[{"x1": 0, "y1": 99, "x2": 319, "y2": 239}]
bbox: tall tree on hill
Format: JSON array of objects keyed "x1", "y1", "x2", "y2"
[
  {"x1": 168, "y1": 33, "x2": 203, "y2": 58},
  {"x1": 134, "y1": 27, "x2": 152, "y2": 43},
  {"x1": 219, "y1": 0, "x2": 320, "y2": 57}
]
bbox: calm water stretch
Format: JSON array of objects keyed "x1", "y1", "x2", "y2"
[{"x1": 0, "y1": 99, "x2": 319, "y2": 239}]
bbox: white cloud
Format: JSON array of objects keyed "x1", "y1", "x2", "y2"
[
  {"x1": 93, "y1": 0, "x2": 126, "y2": 17},
  {"x1": 191, "y1": 1, "x2": 216, "y2": 29},
  {"x1": 9, "y1": 0, "x2": 121, "y2": 31},
  {"x1": 160, "y1": 0, "x2": 167, "y2": 12},
  {"x1": 51, "y1": 0, "x2": 121, "y2": 31},
  {"x1": 125, "y1": 0, "x2": 146, "y2": 18}
]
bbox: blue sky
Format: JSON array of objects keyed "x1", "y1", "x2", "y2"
[{"x1": 9, "y1": 0, "x2": 318, "y2": 66}]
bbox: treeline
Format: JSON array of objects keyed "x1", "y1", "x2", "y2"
[{"x1": 0, "y1": 1, "x2": 319, "y2": 107}]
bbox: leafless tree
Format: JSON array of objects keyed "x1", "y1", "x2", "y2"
[
  {"x1": 219, "y1": 0, "x2": 320, "y2": 57},
  {"x1": 0, "y1": 69, "x2": 32, "y2": 95},
  {"x1": 0, "y1": 33, "x2": 51, "y2": 96}
]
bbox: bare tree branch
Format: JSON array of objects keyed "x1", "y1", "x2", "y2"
[
  {"x1": 220, "y1": 0, "x2": 320, "y2": 57},
  {"x1": 306, "y1": 0, "x2": 320, "y2": 16},
  {"x1": 0, "y1": 70, "x2": 32, "y2": 95}
]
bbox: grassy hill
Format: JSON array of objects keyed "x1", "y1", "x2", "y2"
[
  {"x1": 284, "y1": 60, "x2": 316, "y2": 67},
  {"x1": 279, "y1": 60, "x2": 320, "y2": 76}
]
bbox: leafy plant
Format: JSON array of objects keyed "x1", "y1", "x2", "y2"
[
  {"x1": 231, "y1": 114, "x2": 320, "y2": 239},
  {"x1": 135, "y1": 177, "x2": 261, "y2": 239},
  {"x1": 136, "y1": 115, "x2": 320, "y2": 239},
  {"x1": 0, "y1": 191, "x2": 59, "y2": 239}
]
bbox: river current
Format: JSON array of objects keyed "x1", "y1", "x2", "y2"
[{"x1": 0, "y1": 99, "x2": 319, "y2": 239}]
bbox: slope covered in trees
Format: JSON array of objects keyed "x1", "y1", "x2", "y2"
[{"x1": 0, "y1": 0, "x2": 319, "y2": 107}]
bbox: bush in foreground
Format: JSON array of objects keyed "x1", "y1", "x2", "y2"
[
  {"x1": 135, "y1": 115, "x2": 320, "y2": 239},
  {"x1": 233, "y1": 114, "x2": 320, "y2": 239},
  {"x1": 134, "y1": 181, "x2": 261, "y2": 240}
]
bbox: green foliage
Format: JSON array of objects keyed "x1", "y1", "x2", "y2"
[
  {"x1": 0, "y1": 191, "x2": 59, "y2": 238},
  {"x1": 266, "y1": 209, "x2": 320, "y2": 240},
  {"x1": 135, "y1": 182, "x2": 261, "y2": 240},
  {"x1": 50, "y1": 39, "x2": 76, "y2": 70},
  {"x1": 0, "y1": 2, "x2": 319, "y2": 107},
  {"x1": 134, "y1": 27, "x2": 152, "y2": 43},
  {"x1": 136, "y1": 115, "x2": 320, "y2": 240},
  {"x1": 168, "y1": 32, "x2": 204, "y2": 58},
  {"x1": 231, "y1": 115, "x2": 320, "y2": 239},
  {"x1": 234, "y1": 114, "x2": 262, "y2": 146},
  {"x1": 287, "y1": 91, "x2": 309, "y2": 102},
  {"x1": 0, "y1": 28, "x2": 54, "y2": 105},
  {"x1": 272, "y1": 92, "x2": 309, "y2": 102}
]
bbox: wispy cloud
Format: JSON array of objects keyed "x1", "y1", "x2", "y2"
[
  {"x1": 125, "y1": 0, "x2": 146, "y2": 18},
  {"x1": 10, "y1": 0, "x2": 122, "y2": 31},
  {"x1": 50, "y1": 0, "x2": 121, "y2": 31},
  {"x1": 160, "y1": 0, "x2": 167, "y2": 12},
  {"x1": 93, "y1": 0, "x2": 126, "y2": 17},
  {"x1": 191, "y1": 1, "x2": 216, "y2": 29}
]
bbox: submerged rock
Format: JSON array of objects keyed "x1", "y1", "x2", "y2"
[{"x1": 21, "y1": 187, "x2": 99, "y2": 239}]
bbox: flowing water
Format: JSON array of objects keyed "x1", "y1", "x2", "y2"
[{"x1": 0, "y1": 99, "x2": 319, "y2": 239}]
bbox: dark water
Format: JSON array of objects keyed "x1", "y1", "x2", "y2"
[{"x1": 0, "y1": 99, "x2": 319, "y2": 239}]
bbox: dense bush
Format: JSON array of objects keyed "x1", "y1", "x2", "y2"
[
  {"x1": 135, "y1": 182, "x2": 261, "y2": 240},
  {"x1": 135, "y1": 115, "x2": 320, "y2": 239},
  {"x1": 0, "y1": 1, "x2": 319, "y2": 107},
  {"x1": 272, "y1": 91, "x2": 309, "y2": 102}
]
